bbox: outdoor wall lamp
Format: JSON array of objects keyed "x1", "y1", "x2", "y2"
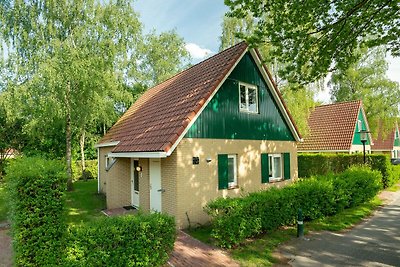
[
  {"x1": 206, "y1": 157, "x2": 212, "y2": 163},
  {"x1": 135, "y1": 166, "x2": 143, "y2": 172}
]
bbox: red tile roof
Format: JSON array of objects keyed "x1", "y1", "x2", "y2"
[
  {"x1": 99, "y1": 42, "x2": 301, "y2": 153},
  {"x1": 298, "y1": 100, "x2": 364, "y2": 151},
  {"x1": 371, "y1": 123, "x2": 398, "y2": 151},
  {"x1": 99, "y1": 42, "x2": 248, "y2": 152}
]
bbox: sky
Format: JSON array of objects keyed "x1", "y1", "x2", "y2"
[{"x1": 134, "y1": 0, "x2": 399, "y2": 104}]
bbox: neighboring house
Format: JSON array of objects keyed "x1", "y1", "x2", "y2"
[
  {"x1": 371, "y1": 122, "x2": 400, "y2": 159},
  {"x1": 96, "y1": 42, "x2": 302, "y2": 228},
  {"x1": 298, "y1": 100, "x2": 373, "y2": 154}
]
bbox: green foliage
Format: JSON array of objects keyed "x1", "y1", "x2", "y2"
[
  {"x1": 225, "y1": 0, "x2": 400, "y2": 83},
  {"x1": 6, "y1": 157, "x2": 67, "y2": 266},
  {"x1": 330, "y1": 47, "x2": 400, "y2": 134},
  {"x1": 205, "y1": 166, "x2": 381, "y2": 248},
  {"x1": 71, "y1": 160, "x2": 97, "y2": 181},
  {"x1": 298, "y1": 153, "x2": 397, "y2": 188},
  {"x1": 0, "y1": 181, "x2": 7, "y2": 222},
  {"x1": 66, "y1": 213, "x2": 176, "y2": 266}
]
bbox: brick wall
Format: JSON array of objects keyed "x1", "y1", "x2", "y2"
[
  {"x1": 98, "y1": 146, "x2": 114, "y2": 194},
  {"x1": 174, "y1": 138, "x2": 298, "y2": 228},
  {"x1": 106, "y1": 157, "x2": 131, "y2": 209}
]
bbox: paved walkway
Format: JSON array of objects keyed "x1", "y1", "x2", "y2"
[
  {"x1": 276, "y1": 187, "x2": 400, "y2": 267},
  {"x1": 168, "y1": 231, "x2": 239, "y2": 267},
  {"x1": 0, "y1": 229, "x2": 12, "y2": 267}
]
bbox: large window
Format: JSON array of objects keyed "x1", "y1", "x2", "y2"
[
  {"x1": 239, "y1": 83, "x2": 258, "y2": 113},
  {"x1": 218, "y1": 154, "x2": 238, "y2": 189}
]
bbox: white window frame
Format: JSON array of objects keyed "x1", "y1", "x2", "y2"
[
  {"x1": 357, "y1": 120, "x2": 362, "y2": 131},
  {"x1": 228, "y1": 154, "x2": 238, "y2": 188},
  {"x1": 268, "y1": 154, "x2": 283, "y2": 182},
  {"x1": 239, "y1": 82, "x2": 259, "y2": 114}
]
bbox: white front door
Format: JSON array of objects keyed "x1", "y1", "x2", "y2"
[
  {"x1": 149, "y1": 159, "x2": 162, "y2": 212},
  {"x1": 131, "y1": 159, "x2": 140, "y2": 208}
]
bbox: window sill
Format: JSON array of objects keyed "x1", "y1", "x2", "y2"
[
  {"x1": 269, "y1": 178, "x2": 284, "y2": 183},
  {"x1": 228, "y1": 185, "x2": 239, "y2": 190}
]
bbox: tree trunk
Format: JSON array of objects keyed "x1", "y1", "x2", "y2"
[
  {"x1": 66, "y1": 81, "x2": 73, "y2": 191},
  {"x1": 80, "y1": 129, "x2": 86, "y2": 173}
]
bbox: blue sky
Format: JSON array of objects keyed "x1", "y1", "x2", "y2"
[
  {"x1": 134, "y1": 1, "x2": 399, "y2": 103},
  {"x1": 134, "y1": 0, "x2": 227, "y2": 60}
]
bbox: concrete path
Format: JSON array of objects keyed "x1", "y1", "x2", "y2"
[
  {"x1": 277, "y1": 189, "x2": 400, "y2": 267},
  {"x1": 0, "y1": 229, "x2": 12, "y2": 267},
  {"x1": 168, "y1": 231, "x2": 239, "y2": 267}
]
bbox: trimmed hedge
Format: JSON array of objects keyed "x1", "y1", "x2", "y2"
[
  {"x1": 205, "y1": 166, "x2": 381, "y2": 248},
  {"x1": 298, "y1": 154, "x2": 398, "y2": 188},
  {"x1": 66, "y1": 213, "x2": 176, "y2": 266},
  {"x1": 6, "y1": 157, "x2": 67, "y2": 266},
  {"x1": 72, "y1": 159, "x2": 97, "y2": 181}
]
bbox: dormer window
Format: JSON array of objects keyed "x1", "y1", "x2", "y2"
[{"x1": 239, "y1": 83, "x2": 258, "y2": 113}]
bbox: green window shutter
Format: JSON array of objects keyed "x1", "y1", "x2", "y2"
[
  {"x1": 261, "y1": 153, "x2": 269, "y2": 183},
  {"x1": 218, "y1": 154, "x2": 228, "y2": 190},
  {"x1": 283, "y1": 153, "x2": 291, "y2": 180}
]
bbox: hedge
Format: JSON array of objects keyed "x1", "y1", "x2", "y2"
[
  {"x1": 205, "y1": 166, "x2": 382, "y2": 248},
  {"x1": 72, "y1": 159, "x2": 97, "y2": 181},
  {"x1": 298, "y1": 154, "x2": 399, "y2": 188},
  {"x1": 6, "y1": 157, "x2": 67, "y2": 266},
  {"x1": 66, "y1": 213, "x2": 176, "y2": 266}
]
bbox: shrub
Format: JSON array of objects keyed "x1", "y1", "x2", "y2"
[
  {"x1": 6, "y1": 157, "x2": 67, "y2": 266},
  {"x1": 298, "y1": 153, "x2": 394, "y2": 188},
  {"x1": 66, "y1": 213, "x2": 176, "y2": 266},
  {"x1": 205, "y1": 166, "x2": 382, "y2": 248},
  {"x1": 72, "y1": 160, "x2": 97, "y2": 181}
]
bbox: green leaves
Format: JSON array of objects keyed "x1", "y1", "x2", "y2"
[{"x1": 225, "y1": 0, "x2": 400, "y2": 83}]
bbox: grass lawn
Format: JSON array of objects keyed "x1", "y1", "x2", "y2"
[
  {"x1": 0, "y1": 182, "x2": 8, "y2": 222},
  {"x1": 66, "y1": 179, "x2": 106, "y2": 226},
  {"x1": 188, "y1": 197, "x2": 383, "y2": 267}
]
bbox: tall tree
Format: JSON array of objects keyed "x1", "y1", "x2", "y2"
[
  {"x1": 330, "y1": 46, "x2": 400, "y2": 134},
  {"x1": 225, "y1": 0, "x2": 400, "y2": 83},
  {"x1": 0, "y1": 0, "x2": 142, "y2": 189}
]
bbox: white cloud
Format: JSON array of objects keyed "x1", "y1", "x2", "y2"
[{"x1": 185, "y1": 43, "x2": 213, "y2": 60}]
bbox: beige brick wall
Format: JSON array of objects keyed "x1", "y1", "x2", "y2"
[
  {"x1": 174, "y1": 138, "x2": 298, "y2": 228},
  {"x1": 98, "y1": 147, "x2": 114, "y2": 194},
  {"x1": 161, "y1": 152, "x2": 178, "y2": 218},
  {"x1": 106, "y1": 158, "x2": 131, "y2": 209}
]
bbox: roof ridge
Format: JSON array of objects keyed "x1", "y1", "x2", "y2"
[{"x1": 315, "y1": 99, "x2": 361, "y2": 109}]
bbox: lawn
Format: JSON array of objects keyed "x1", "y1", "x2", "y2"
[
  {"x1": 0, "y1": 182, "x2": 8, "y2": 222},
  {"x1": 188, "y1": 197, "x2": 383, "y2": 267},
  {"x1": 66, "y1": 179, "x2": 106, "y2": 226}
]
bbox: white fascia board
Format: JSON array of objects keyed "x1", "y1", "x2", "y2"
[
  {"x1": 249, "y1": 49, "x2": 302, "y2": 142},
  {"x1": 94, "y1": 141, "x2": 120, "y2": 148},
  {"x1": 165, "y1": 48, "x2": 249, "y2": 157},
  {"x1": 108, "y1": 152, "x2": 167, "y2": 158}
]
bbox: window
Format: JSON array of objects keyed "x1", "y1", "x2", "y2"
[
  {"x1": 269, "y1": 154, "x2": 282, "y2": 181},
  {"x1": 227, "y1": 155, "x2": 237, "y2": 188},
  {"x1": 261, "y1": 153, "x2": 291, "y2": 183},
  {"x1": 239, "y1": 83, "x2": 258, "y2": 113},
  {"x1": 218, "y1": 154, "x2": 238, "y2": 189},
  {"x1": 357, "y1": 120, "x2": 363, "y2": 131}
]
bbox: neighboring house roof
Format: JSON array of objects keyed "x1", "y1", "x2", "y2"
[
  {"x1": 298, "y1": 100, "x2": 371, "y2": 152},
  {"x1": 372, "y1": 123, "x2": 399, "y2": 151},
  {"x1": 97, "y1": 42, "x2": 301, "y2": 156}
]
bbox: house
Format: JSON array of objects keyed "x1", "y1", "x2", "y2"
[
  {"x1": 95, "y1": 42, "x2": 302, "y2": 228},
  {"x1": 298, "y1": 100, "x2": 373, "y2": 154},
  {"x1": 371, "y1": 122, "x2": 400, "y2": 159}
]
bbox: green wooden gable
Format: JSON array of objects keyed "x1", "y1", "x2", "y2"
[
  {"x1": 352, "y1": 109, "x2": 371, "y2": 145},
  {"x1": 185, "y1": 53, "x2": 295, "y2": 141},
  {"x1": 394, "y1": 127, "x2": 400, "y2": 147}
]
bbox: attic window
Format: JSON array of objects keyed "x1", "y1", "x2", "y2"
[
  {"x1": 357, "y1": 120, "x2": 363, "y2": 131},
  {"x1": 239, "y1": 83, "x2": 258, "y2": 113}
]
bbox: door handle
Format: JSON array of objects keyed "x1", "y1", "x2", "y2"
[{"x1": 157, "y1": 189, "x2": 165, "y2": 193}]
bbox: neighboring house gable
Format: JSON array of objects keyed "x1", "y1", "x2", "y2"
[
  {"x1": 372, "y1": 122, "x2": 400, "y2": 158},
  {"x1": 298, "y1": 100, "x2": 372, "y2": 153},
  {"x1": 185, "y1": 52, "x2": 295, "y2": 141}
]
